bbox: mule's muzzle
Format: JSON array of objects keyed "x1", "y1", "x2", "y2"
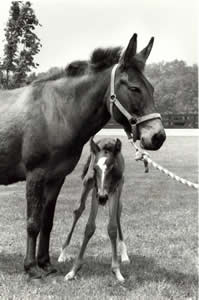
[
  {"x1": 141, "y1": 129, "x2": 166, "y2": 150},
  {"x1": 97, "y1": 193, "x2": 108, "y2": 206},
  {"x1": 152, "y1": 131, "x2": 166, "y2": 149}
]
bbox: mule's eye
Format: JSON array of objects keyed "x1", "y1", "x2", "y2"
[{"x1": 129, "y1": 86, "x2": 141, "y2": 93}]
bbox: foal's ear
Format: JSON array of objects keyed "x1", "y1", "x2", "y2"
[
  {"x1": 114, "y1": 138, "x2": 122, "y2": 155},
  {"x1": 119, "y1": 33, "x2": 137, "y2": 68},
  {"x1": 90, "y1": 138, "x2": 100, "y2": 154}
]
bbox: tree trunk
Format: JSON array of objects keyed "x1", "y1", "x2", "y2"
[{"x1": 6, "y1": 69, "x2": 9, "y2": 89}]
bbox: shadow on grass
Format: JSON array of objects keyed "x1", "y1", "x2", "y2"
[
  {"x1": 124, "y1": 254, "x2": 198, "y2": 291},
  {"x1": 0, "y1": 252, "x2": 197, "y2": 292},
  {"x1": 0, "y1": 252, "x2": 24, "y2": 275},
  {"x1": 59, "y1": 253, "x2": 198, "y2": 292},
  {"x1": 0, "y1": 252, "x2": 72, "y2": 277}
]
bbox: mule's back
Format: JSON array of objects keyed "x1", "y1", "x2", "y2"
[{"x1": 0, "y1": 87, "x2": 32, "y2": 184}]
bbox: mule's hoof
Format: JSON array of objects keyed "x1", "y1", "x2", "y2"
[
  {"x1": 39, "y1": 262, "x2": 57, "y2": 276},
  {"x1": 25, "y1": 265, "x2": 44, "y2": 279},
  {"x1": 64, "y1": 270, "x2": 76, "y2": 281}
]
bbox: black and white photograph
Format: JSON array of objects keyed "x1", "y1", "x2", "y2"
[{"x1": 0, "y1": 0, "x2": 198, "y2": 299}]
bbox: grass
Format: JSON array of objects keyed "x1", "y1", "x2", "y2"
[{"x1": 0, "y1": 136, "x2": 198, "y2": 300}]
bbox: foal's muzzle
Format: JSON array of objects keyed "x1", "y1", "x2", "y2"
[{"x1": 97, "y1": 193, "x2": 108, "y2": 206}]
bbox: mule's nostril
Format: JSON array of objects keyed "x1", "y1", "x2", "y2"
[{"x1": 152, "y1": 131, "x2": 166, "y2": 148}]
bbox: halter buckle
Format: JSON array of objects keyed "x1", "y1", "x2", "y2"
[{"x1": 110, "y1": 94, "x2": 116, "y2": 102}]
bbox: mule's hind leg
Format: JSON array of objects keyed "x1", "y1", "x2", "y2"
[
  {"x1": 58, "y1": 178, "x2": 94, "y2": 263},
  {"x1": 65, "y1": 188, "x2": 98, "y2": 280},
  {"x1": 24, "y1": 169, "x2": 46, "y2": 278},
  {"x1": 117, "y1": 179, "x2": 130, "y2": 264},
  {"x1": 108, "y1": 185, "x2": 125, "y2": 282},
  {"x1": 37, "y1": 177, "x2": 65, "y2": 274}
]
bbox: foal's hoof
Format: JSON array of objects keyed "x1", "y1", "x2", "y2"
[
  {"x1": 112, "y1": 268, "x2": 125, "y2": 283},
  {"x1": 58, "y1": 249, "x2": 68, "y2": 263},
  {"x1": 64, "y1": 270, "x2": 76, "y2": 281},
  {"x1": 121, "y1": 256, "x2": 131, "y2": 265}
]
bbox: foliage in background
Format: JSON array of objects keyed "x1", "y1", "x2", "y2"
[
  {"x1": 146, "y1": 60, "x2": 198, "y2": 114},
  {"x1": 0, "y1": 1, "x2": 41, "y2": 89}
]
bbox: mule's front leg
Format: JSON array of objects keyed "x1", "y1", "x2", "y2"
[
  {"x1": 37, "y1": 177, "x2": 65, "y2": 274},
  {"x1": 108, "y1": 190, "x2": 125, "y2": 283},
  {"x1": 24, "y1": 169, "x2": 45, "y2": 278},
  {"x1": 65, "y1": 188, "x2": 98, "y2": 281}
]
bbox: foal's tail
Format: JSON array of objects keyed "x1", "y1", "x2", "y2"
[{"x1": 81, "y1": 154, "x2": 91, "y2": 179}]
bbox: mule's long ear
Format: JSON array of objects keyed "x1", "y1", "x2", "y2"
[
  {"x1": 114, "y1": 138, "x2": 122, "y2": 155},
  {"x1": 90, "y1": 138, "x2": 100, "y2": 154},
  {"x1": 134, "y1": 37, "x2": 154, "y2": 70},
  {"x1": 119, "y1": 33, "x2": 137, "y2": 68}
]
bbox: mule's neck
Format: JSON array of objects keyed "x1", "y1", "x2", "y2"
[{"x1": 76, "y1": 68, "x2": 112, "y2": 143}]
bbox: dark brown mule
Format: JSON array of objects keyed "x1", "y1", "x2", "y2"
[
  {"x1": 58, "y1": 137, "x2": 130, "y2": 282},
  {"x1": 0, "y1": 34, "x2": 166, "y2": 278}
]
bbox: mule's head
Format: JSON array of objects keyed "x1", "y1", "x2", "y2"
[
  {"x1": 112, "y1": 34, "x2": 166, "y2": 150},
  {"x1": 90, "y1": 138, "x2": 122, "y2": 205}
]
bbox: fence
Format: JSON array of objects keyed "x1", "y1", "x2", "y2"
[{"x1": 104, "y1": 114, "x2": 198, "y2": 129}]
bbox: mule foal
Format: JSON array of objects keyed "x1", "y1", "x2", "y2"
[{"x1": 58, "y1": 138, "x2": 130, "y2": 282}]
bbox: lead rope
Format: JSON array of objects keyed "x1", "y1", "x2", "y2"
[{"x1": 127, "y1": 133, "x2": 199, "y2": 190}]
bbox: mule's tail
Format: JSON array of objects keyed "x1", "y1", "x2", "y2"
[{"x1": 81, "y1": 154, "x2": 91, "y2": 179}]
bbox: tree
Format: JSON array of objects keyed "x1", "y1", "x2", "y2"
[
  {"x1": 0, "y1": 1, "x2": 41, "y2": 89},
  {"x1": 146, "y1": 60, "x2": 198, "y2": 114}
]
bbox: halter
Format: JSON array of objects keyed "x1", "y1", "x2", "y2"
[{"x1": 109, "y1": 64, "x2": 161, "y2": 141}]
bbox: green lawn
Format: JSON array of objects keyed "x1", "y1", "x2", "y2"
[{"x1": 0, "y1": 136, "x2": 198, "y2": 300}]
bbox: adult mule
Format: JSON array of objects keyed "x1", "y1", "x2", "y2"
[{"x1": 0, "y1": 33, "x2": 166, "y2": 278}]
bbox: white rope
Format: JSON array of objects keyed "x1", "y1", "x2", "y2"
[{"x1": 128, "y1": 137, "x2": 199, "y2": 190}]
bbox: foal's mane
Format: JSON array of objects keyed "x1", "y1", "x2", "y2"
[{"x1": 32, "y1": 46, "x2": 123, "y2": 85}]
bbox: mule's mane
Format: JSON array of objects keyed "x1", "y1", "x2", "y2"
[
  {"x1": 32, "y1": 46, "x2": 122, "y2": 85},
  {"x1": 90, "y1": 47, "x2": 122, "y2": 72},
  {"x1": 32, "y1": 60, "x2": 89, "y2": 85}
]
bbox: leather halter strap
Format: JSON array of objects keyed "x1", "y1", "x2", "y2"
[{"x1": 109, "y1": 64, "x2": 161, "y2": 141}]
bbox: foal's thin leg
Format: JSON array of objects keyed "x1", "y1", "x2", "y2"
[
  {"x1": 108, "y1": 187, "x2": 124, "y2": 282},
  {"x1": 65, "y1": 188, "x2": 99, "y2": 280},
  {"x1": 64, "y1": 151, "x2": 95, "y2": 248},
  {"x1": 24, "y1": 168, "x2": 45, "y2": 278},
  {"x1": 117, "y1": 179, "x2": 130, "y2": 264},
  {"x1": 37, "y1": 177, "x2": 65, "y2": 274},
  {"x1": 58, "y1": 178, "x2": 94, "y2": 263}
]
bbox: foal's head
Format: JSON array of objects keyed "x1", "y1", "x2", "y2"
[{"x1": 90, "y1": 138, "x2": 123, "y2": 205}]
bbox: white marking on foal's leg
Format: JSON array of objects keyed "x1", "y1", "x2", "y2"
[
  {"x1": 64, "y1": 269, "x2": 76, "y2": 281},
  {"x1": 120, "y1": 241, "x2": 130, "y2": 264},
  {"x1": 112, "y1": 268, "x2": 125, "y2": 283},
  {"x1": 58, "y1": 247, "x2": 70, "y2": 263}
]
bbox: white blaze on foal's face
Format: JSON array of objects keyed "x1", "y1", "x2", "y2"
[{"x1": 96, "y1": 156, "x2": 107, "y2": 189}]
